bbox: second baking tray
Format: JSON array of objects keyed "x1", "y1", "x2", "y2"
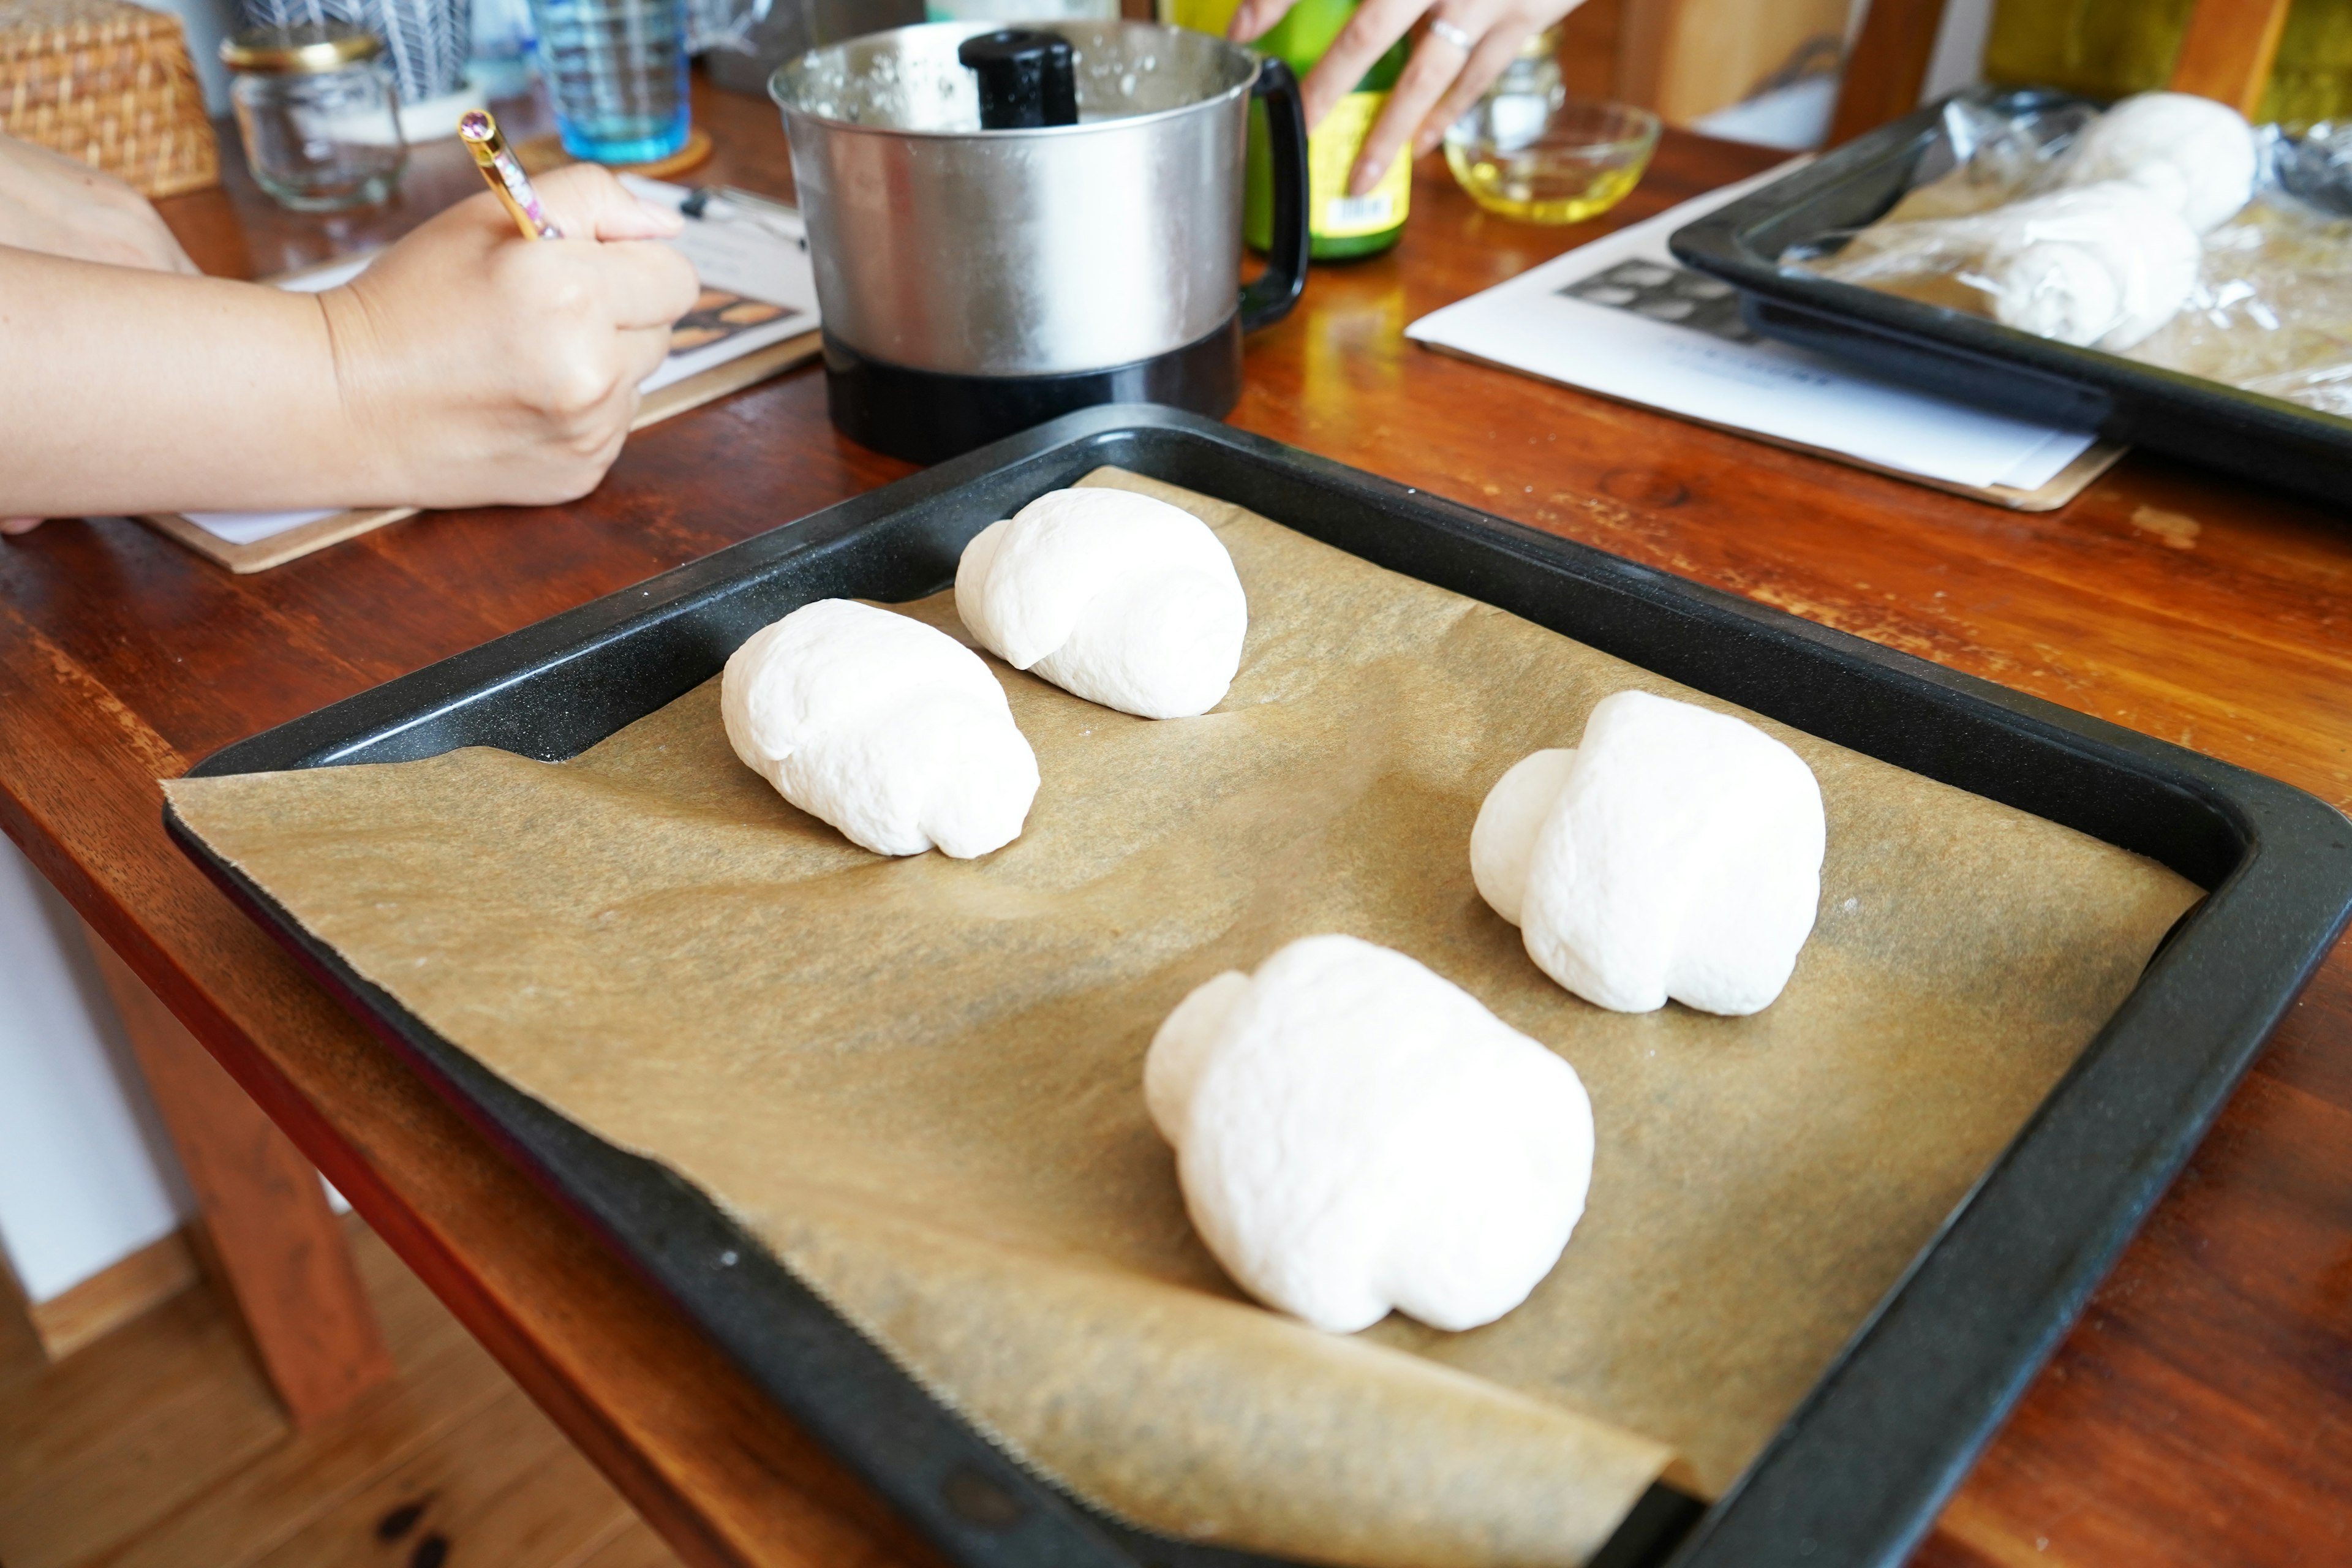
[
  {"x1": 1668, "y1": 87, "x2": 2352, "y2": 511},
  {"x1": 170, "y1": 405, "x2": 2352, "y2": 1568}
]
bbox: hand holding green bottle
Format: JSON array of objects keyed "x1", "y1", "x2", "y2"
[{"x1": 1228, "y1": 0, "x2": 1588, "y2": 197}]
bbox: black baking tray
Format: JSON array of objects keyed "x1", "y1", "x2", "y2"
[
  {"x1": 1668, "y1": 86, "x2": 2352, "y2": 511},
  {"x1": 168, "y1": 405, "x2": 2352, "y2": 1568}
]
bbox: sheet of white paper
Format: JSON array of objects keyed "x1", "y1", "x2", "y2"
[
  {"x1": 1404, "y1": 161, "x2": 2097, "y2": 493},
  {"x1": 175, "y1": 507, "x2": 345, "y2": 545},
  {"x1": 183, "y1": 176, "x2": 820, "y2": 545}
]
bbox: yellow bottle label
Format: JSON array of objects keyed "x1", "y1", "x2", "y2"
[{"x1": 1310, "y1": 90, "x2": 1410, "y2": 238}]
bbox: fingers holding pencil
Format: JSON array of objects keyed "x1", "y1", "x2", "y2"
[
  {"x1": 319, "y1": 156, "x2": 698, "y2": 509},
  {"x1": 529, "y1": 162, "x2": 690, "y2": 247},
  {"x1": 459, "y1": 110, "x2": 562, "y2": 239}
]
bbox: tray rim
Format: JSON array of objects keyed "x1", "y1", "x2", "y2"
[
  {"x1": 167, "y1": 405, "x2": 2352, "y2": 1568},
  {"x1": 1664, "y1": 86, "x2": 2352, "y2": 476}
]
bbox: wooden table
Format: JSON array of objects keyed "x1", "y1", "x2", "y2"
[{"x1": 7, "y1": 74, "x2": 2349, "y2": 1568}]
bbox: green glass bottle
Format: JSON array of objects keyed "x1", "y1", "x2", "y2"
[{"x1": 1242, "y1": 0, "x2": 1411, "y2": 260}]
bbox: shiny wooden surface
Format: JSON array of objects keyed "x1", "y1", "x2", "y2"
[{"x1": 6, "y1": 75, "x2": 2350, "y2": 1568}]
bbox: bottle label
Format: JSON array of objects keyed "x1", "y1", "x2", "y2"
[{"x1": 1310, "y1": 91, "x2": 1411, "y2": 239}]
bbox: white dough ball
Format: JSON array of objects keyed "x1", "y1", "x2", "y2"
[
  {"x1": 2056, "y1": 91, "x2": 2256, "y2": 234},
  {"x1": 1473, "y1": 690, "x2": 1825, "y2": 1016},
  {"x1": 955, "y1": 488, "x2": 1248, "y2": 720},
  {"x1": 1977, "y1": 183, "x2": 2201, "y2": 351},
  {"x1": 1468, "y1": 746, "x2": 1577, "y2": 926},
  {"x1": 721, "y1": 598, "x2": 1039, "y2": 859},
  {"x1": 1145, "y1": 934, "x2": 1594, "y2": 1335}
]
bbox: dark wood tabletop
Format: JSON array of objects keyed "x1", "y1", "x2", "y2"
[{"x1": 7, "y1": 71, "x2": 2350, "y2": 1568}]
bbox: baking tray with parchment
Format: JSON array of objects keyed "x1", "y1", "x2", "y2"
[{"x1": 164, "y1": 406, "x2": 2352, "y2": 1568}]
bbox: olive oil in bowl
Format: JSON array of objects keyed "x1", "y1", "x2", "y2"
[{"x1": 1443, "y1": 96, "x2": 1659, "y2": 226}]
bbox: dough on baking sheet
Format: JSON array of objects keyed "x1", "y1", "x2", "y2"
[
  {"x1": 1473, "y1": 690, "x2": 1825, "y2": 1016},
  {"x1": 2054, "y1": 90, "x2": 2257, "y2": 235},
  {"x1": 956, "y1": 486, "x2": 1248, "y2": 719},
  {"x1": 1147, "y1": 934, "x2": 1595, "y2": 1335},
  {"x1": 720, "y1": 598, "x2": 1038, "y2": 859},
  {"x1": 162, "y1": 468, "x2": 2208, "y2": 1568},
  {"x1": 1977, "y1": 183, "x2": 2203, "y2": 351}
]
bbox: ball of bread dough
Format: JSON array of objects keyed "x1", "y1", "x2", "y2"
[
  {"x1": 721, "y1": 598, "x2": 1039, "y2": 859},
  {"x1": 2057, "y1": 91, "x2": 2256, "y2": 234},
  {"x1": 1472, "y1": 690, "x2": 1824, "y2": 1016},
  {"x1": 1977, "y1": 183, "x2": 2201, "y2": 351},
  {"x1": 1145, "y1": 934, "x2": 1594, "y2": 1335},
  {"x1": 956, "y1": 488, "x2": 1248, "y2": 720}
]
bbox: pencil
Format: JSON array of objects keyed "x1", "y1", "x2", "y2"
[{"x1": 458, "y1": 110, "x2": 563, "y2": 241}]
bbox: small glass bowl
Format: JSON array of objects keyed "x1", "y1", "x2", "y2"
[{"x1": 1443, "y1": 97, "x2": 1662, "y2": 226}]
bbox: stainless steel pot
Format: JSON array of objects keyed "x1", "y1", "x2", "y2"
[{"x1": 771, "y1": 20, "x2": 1307, "y2": 461}]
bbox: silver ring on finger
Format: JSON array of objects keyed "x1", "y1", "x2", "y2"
[{"x1": 1427, "y1": 16, "x2": 1476, "y2": 52}]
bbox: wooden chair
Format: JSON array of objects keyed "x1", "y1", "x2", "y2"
[
  {"x1": 1827, "y1": 0, "x2": 2294, "y2": 146},
  {"x1": 1614, "y1": 0, "x2": 1853, "y2": 129}
]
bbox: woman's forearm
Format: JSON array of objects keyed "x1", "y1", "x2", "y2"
[
  {"x1": 0, "y1": 246, "x2": 390, "y2": 515},
  {"x1": 4, "y1": 165, "x2": 698, "y2": 523}
]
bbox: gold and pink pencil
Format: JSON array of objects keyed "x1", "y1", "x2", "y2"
[{"x1": 458, "y1": 110, "x2": 563, "y2": 241}]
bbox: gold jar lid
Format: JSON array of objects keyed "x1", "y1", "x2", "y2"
[{"x1": 220, "y1": 21, "x2": 383, "y2": 74}]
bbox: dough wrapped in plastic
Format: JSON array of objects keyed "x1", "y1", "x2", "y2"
[
  {"x1": 721, "y1": 598, "x2": 1039, "y2": 859},
  {"x1": 1975, "y1": 183, "x2": 2203, "y2": 350},
  {"x1": 1819, "y1": 181, "x2": 2201, "y2": 352},
  {"x1": 2052, "y1": 91, "x2": 2256, "y2": 234},
  {"x1": 1803, "y1": 92, "x2": 2252, "y2": 355},
  {"x1": 1145, "y1": 935, "x2": 1594, "y2": 1335},
  {"x1": 956, "y1": 487, "x2": 1248, "y2": 720}
]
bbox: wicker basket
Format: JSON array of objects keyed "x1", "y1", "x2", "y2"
[{"x1": 1, "y1": 0, "x2": 219, "y2": 198}]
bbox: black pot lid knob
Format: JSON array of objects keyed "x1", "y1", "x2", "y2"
[{"x1": 959, "y1": 28, "x2": 1079, "y2": 130}]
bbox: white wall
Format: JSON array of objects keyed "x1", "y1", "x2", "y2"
[
  {"x1": 0, "y1": 840, "x2": 192, "y2": 1305},
  {"x1": 1922, "y1": 0, "x2": 1994, "y2": 104}
]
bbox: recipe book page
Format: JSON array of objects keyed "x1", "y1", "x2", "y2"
[
  {"x1": 167, "y1": 470, "x2": 2197, "y2": 1568},
  {"x1": 1407, "y1": 162, "x2": 2101, "y2": 494}
]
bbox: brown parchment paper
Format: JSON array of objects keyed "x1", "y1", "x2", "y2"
[{"x1": 167, "y1": 470, "x2": 2201, "y2": 1568}]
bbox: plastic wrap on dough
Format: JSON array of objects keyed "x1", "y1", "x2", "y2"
[{"x1": 1796, "y1": 96, "x2": 2352, "y2": 413}]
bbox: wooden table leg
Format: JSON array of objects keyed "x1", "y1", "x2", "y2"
[{"x1": 81, "y1": 923, "x2": 395, "y2": 1425}]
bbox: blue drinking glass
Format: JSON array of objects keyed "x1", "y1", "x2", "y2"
[{"x1": 527, "y1": 0, "x2": 691, "y2": 164}]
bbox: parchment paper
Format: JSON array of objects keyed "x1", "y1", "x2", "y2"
[{"x1": 168, "y1": 470, "x2": 2201, "y2": 1568}]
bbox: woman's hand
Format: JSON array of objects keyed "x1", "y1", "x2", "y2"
[
  {"x1": 0, "y1": 134, "x2": 195, "y2": 274},
  {"x1": 1229, "y1": 0, "x2": 1587, "y2": 196},
  {"x1": 323, "y1": 162, "x2": 703, "y2": 509}
]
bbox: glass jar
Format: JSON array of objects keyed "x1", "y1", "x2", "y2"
[
  {"x1": 1472, "y1": 26, "x2": 1566, "y2": 153},
  {"x1": 221, "y1": 23, "x2": 407, "y2": 213}
]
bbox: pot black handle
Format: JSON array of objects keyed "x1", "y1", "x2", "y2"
[{"x1": 1239, "y1": 57, "x2": 1308, "y2": 334}]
